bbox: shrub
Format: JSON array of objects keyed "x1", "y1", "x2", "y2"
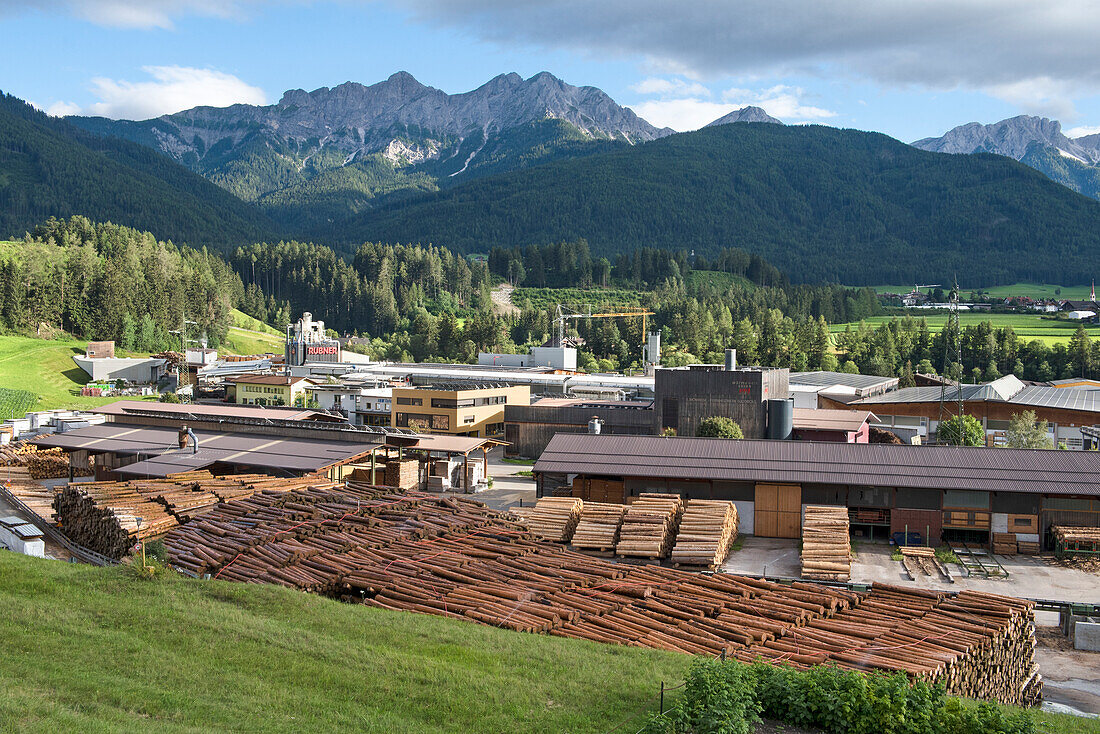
[
  {"x1": 644, "y1": 658, "x2": 760, "y2": 734},
  {"x1": 696, "y1": 417, "x2": 743, "y2": 439}
]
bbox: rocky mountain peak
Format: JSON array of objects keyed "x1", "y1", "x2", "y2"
[
  {"x1": 706, "y1": 106, "x2": 783, "y2": 127},
  {"x1": 911, "y1": 115, "x2": 1099, "y2": 164}
]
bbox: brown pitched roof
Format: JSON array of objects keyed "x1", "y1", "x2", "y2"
[{"x1": 226, "y1": 375, "x2": 314, "y2": 386}]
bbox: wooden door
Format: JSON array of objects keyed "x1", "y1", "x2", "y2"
[{"x1": 755, "y1": 483, "x2": 802, "y2": 538}]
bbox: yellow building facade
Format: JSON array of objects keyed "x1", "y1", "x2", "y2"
[
  {"x1": 391, "y1": 384, "x2": 530, "y2": 437},
  {"x1": 228, "y1": 375, "x2": 316, "y2": 406}
]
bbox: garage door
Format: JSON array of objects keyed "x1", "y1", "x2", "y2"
[{"x1": 755, "y1": 483, "x2": 801, "y2": 538}]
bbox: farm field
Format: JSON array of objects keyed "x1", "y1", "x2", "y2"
[
  {"x1": 871, "y1": 283, "x2": 1094, "y2": 300},
  {"x1": 223, "y1": 309, "x2": 284, "y2": 356},
  {"x1": 0, "y1": 553, "x2": 691, "y2": 734},
  {"x1": 0, "y1": 334, "x2": 154, "y2": 413},
  {"x1": 831, "y1": 313, "x2": 1100, "y2": 345}
]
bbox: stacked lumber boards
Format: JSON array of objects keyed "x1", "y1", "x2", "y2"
[
  {"x1": 1016, "y1": 540, "x2": 1040, "y2": 555},
  {"x1": 992, "y1": 533, "x2": 1018, "y2": 555},
  {"x1": 160, "y1": 484, "x2": 1038, "y2": 705},
  {"x1": 0, "y1": 465, "x2": 59, "y2": 523},
  {"x1": 616, "y1": 493, "x2": 683, "y2": 559},
  {"x1": 570, "y1": 502, "x2": 627, "y2": 552},
  {"x1": 514, "y1": 496, "x2": 582, "y2": 542},
  {"x1": 801, "y1": 505, "x2": 851, "y2": 581},
  {"x1": 735, "y1": 584, "x2": 1039, "y2": 705},
  {"x1": 670, "y1": 500, "x2": 738, "y2": 569},
  {"x1": 53, "y1": 473, "x2": 324, "y2": 559},
  {"x1": 898, "y1": 547, "x2": 952, "y2": 582}
]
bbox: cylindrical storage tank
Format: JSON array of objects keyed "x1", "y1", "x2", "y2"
[
  {"x1": 724, "y1": 348, "x2": 737, "y2": 371},
  {"x1": 767, "y1": 398, "x2": 794, "y2": 440},
  {"x1": 588, "y1": 416, "x2": 604, "y2": 435}
]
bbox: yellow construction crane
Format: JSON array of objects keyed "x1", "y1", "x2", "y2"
[{"x1": 553, "y1": 304, "x2": 656, "y2": 348}]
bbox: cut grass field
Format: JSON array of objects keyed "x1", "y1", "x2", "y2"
[
  {"x1": 830, "y1": 313, "x2": 1100, "y2": 345},
  {"x1": 0, "y1": 553, "x2": 690, "y2": 733},
  {"x1": 871, "y1": 283, "x2": 1094, "y2": 300},
  {"x1": 0, "y1": 333, "x2": 155, "y2": 413},
  {"x1": 223, "y1": 308, "x2": 284, "y2": 356}
]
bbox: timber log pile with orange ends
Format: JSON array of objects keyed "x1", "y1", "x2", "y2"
[
  {"x1": 0, "y1": 442, "x2": 74, "y2": 479},
  {"x1": 53, "y1": 472, "x2": 323, "y2": 558},
  {"x1": 670, "y1": 499, "x2": 738, "y2": 569},
  {"x1": 616, "y1": 493, "x2": 683, "y2": 559},
  {"x1": 800, "y1": 505, "x2": 851, "y2": 581},
  {"x1": 160, "y1": 483, "x2": 1037, "y2": 705},
  {"x1": 569, "y1": 502, "x2": 626, "y2": 552},
  {"x1": 512, "y1": 496, "x2": 582, "y2": 542}
]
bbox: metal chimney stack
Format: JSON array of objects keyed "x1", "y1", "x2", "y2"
[{"x1": 724, "y1": 349, "x2": 737, "y2": 371}]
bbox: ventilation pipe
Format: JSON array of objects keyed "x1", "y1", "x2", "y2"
[{"x1": 725, "y1": 349, "x2": 737, "y2": 371}]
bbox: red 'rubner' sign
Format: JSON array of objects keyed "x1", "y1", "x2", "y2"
[{"x1": 307, "y1": 345, "x2": 339, "y2": 355}]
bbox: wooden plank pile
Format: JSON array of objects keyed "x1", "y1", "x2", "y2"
[
  {"x1": 159, "y1": 484, "x2": 1038, "y2": 705},
  {"x1": 898, "y1": 546, "x2": 952, "y2": 582},
  {"x1": 992, "y1": 532, "x2": 1018, "y2": 555},
  {"x1": 1016, "y1": 540, "x2": 1040, "y2": 555},
  {"x1": 0, "y1": 465, "x2": 59, "y2": 523},
  {"x1": 670, "y1": 500, "x2": 738, "y2": 569},
  {"x1": 53, "y1": 473, "x2": 322, "y2": 558},
  {"x1": 616, "y1": 493, "x2": 683, "y2": 559},
  {"x1": 801, "y1": 505, "x2": 851, "y2": 581},
  {"x1": 569, "y1": 502, "x2": 627, "y2": 552},
  {"x1": 513, "y1": 496, "x2": 582, "y2": 542}
]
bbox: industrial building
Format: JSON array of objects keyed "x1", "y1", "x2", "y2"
[
  {"x1": 33, "y1": 401, "x2": 501, "y2": 491},
  {"x1": 284, "y1": 312, "x2": 342, "y2": 366},
  {"x1": 73, "y1": 354, "x2": 168, "y2": 384},
  {"x1": 533, "y1": 433, "x2": 1100, "y2": 549},
  {"x1": 787, "y1": 371, "x2": 898, "y2": 409},
  {"x1": 391, "y1": 383, "x2": 530, "y2": 438},
  {"x1": 826, "y1": 374, "x2": 1100, "y2": 449},
  {"x1": 504, "y1": 397, "x2": 654, "y2": 458}
]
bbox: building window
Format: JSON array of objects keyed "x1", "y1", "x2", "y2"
[
  {"x1": 431, "y1": 414, "x2": 450, "y2": 431},
  {"x1": 463, "y1": 415, "x2": 475, "y2": 424},
  {"x1": 396, "y1": 396, "x2": 423, "y2": 406}
]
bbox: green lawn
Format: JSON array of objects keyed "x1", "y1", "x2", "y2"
[
  {"x1": 831, "y1": 313, "x2": 1100, "y2": 345},
  {"x1": 871, "y1": 283, "x2": 1093, "y2": 300},
  {"x1": 223, "y1": 309, "x2": 284, "y2": 356},
  {"x1": 0, "y1": 553, "x2": 690, "y2": 733},
  {"x1": 0, "y1": 333, "x2": 156, "y2": 413},
  {"x1": 684, "y1": 269, "x2": 755, "y2": 291},
  {"x1": 511, "y1": 286, "x2": 647, "y2": 311}
]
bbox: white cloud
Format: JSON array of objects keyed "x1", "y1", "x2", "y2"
[
  {"x1": 44, "y1": 100, "x2": 83, "y2": 116},
  {"x1": 0, "y1": 0, "x2": 253, "y2": 29},
  {"x1": 399, "y1": 1, "x2": 1100, "y2": 118},
  {"x1": 1066, "y1": 125, "x2": 1100, "y2": 139},
  {"x1": 628, "y1": 98, "x2": 743, "y2": 131},
  {"x1": 629, "y1": 77, "x2": 710, "y2": 98},
  {"x1": 985, "y1": 77, "x2": 1079, "y2": 120},
  {"x1": 71, "y1": 66, "x2": 268, "y2": 119},
  {"x1": 722, "y1": 85, "x2": 835, "y2": 120}
]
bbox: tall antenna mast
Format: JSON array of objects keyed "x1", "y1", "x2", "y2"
[{"x1": 938, "y1": 277, "x2": 964, "y2": 432}]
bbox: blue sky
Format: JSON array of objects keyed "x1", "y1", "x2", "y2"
[{"x1": 4, "y1": 1, "x2": 1100, "y2": 142}]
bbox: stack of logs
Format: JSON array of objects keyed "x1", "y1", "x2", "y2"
[
  {"x1": 0, "y1": 442, "x2": 75, "y2": 479},
  {"x1": 160, "y1": 484, "x2": 1039, "y2": 706},
  {"x1": 801, "y1": 505, "x2": 851, "y2": 581},
  {"x1": 53, "y1": 473, "x2": 327, "y2": 558},
  {"x1": 1052, "y1": 525, "x2": 1100, "y2": 555},
  {"x1": 569, "y1": 502, "x2": 627, "y2": 552},
  {"x1": 615, "y1": 493, "x2": 683, "y2": 559},
  {"x1": 0, "y1": 465, "x2": 59, "y2": 523},
  {"x1": 898, "y1": 546, "x2": 952, "y2": 582},
  {"x1": 992, "y1": 533, "x2": 1018, "y2": 555},
  {"x1": 512, "y1": 497, "x2": 582, "y2": 543},
  {"x1": 670, "y1": 500, "x2": 738, "y2": 569}
]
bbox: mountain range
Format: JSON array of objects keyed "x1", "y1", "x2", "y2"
[{"x1": 913, "y1": 116, "x2": 1100, "y2": 199}]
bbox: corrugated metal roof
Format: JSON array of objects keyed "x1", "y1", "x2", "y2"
[
  {"x1": 792, "y1": 409, "x2": 877, "y2": 432},
  {"x1": 788, "y1": 371, "x2": 898, "y2": 390},
  {"x1": 851, "y1": 378, "x2": 1100, "y2": 415},
  {"x1": 533, "y1": 434, "x2": 1100, "y2": 496},
  {"x1": 96, "y1": 400, "x2": 324, "y2": 421},
  {"x1": 1010, "y1": 386, "x2": 1100, "y2": 411}
]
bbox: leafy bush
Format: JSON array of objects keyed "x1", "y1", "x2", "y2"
[
  {"x1": 647, "y1": 659, "x2": 1033, "y2": 734},
  {"x1": 696, "y1": 417, "x2": 743, "y2": 439}
]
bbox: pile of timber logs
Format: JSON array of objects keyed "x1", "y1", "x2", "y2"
[
  {"x1": 569, "y1": 502, "x2": 627, "y2": 552},
  {"x1": 616, "y1": 493, "x2": 683, "y2": 559},
  {"x1": 0, "y1": 465, "x2": 58, "y2": 523},
  {"x1": 992, "y1": 533, "x2": 1018, "y2": 555},
  {"x1": 514, "y1": 496, "x2": 582, "y2": 542},
  {"x1": 1052, "y1": 525, "x2": 1100, "y2": 555},
  {"x1": 53, "y1": 473, "x2": 324, "y2": 558},
  {"x1": 898, "y1": 546, "x2": 952, "y2": 582},
  {"x1": 670, "y1": 500, "x2": 738, "y2": 569},
  {"x1": 159, "y1": 484, "x2": 1038, "y2": 706},
  {"x1": 0, "y1": 442, "x2": 74, "y2": 479},
  {"x1": 801, "y1": 505, "x2": 851, "y2": 581},
  {"x1": 0, "y1": 441, "x2": 34, "y2": 466}
]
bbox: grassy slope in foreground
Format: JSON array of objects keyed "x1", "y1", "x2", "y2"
[
  {"x1": 0, "y1": 553, "x2": 690, "y2": 734},
  {"x1": 223, "y1": 308, "x2": 285, "y2": 356}
]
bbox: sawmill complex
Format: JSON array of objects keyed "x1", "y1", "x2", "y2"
[{"x1": 533, "y1": 433, "x2": 1100, "y2": 548}]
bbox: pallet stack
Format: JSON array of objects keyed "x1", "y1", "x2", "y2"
[
  {"x1": 1016, "y1": 540, "x2": 1040, "y2": 555},
  {"x1": 569, "y1": 502, "x2": 627, "y2": 552},
  {"x1": 992, "y1": 533, "x2": 1018, "y2": 555},
  {"x1": 670, "y1": 499, "x2": 738, "y2": 569},
  {"x1": 160, "y1": 485, "x2": 1039, "y2": 706},
  {"x1": 801, "y1": 505, "x2": 851, "y2": 581},
  {"x1": 616, "y1": 493, "x2": 683, "y2": 559},
  {"x1": 514, "y1": 496, "x2": 582, "y2": 542}
]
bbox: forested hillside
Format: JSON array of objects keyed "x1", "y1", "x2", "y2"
[
  {"x1": 340, "y1": 123, "x2": 1100, "y2": 285},
  {"x1": 0, "y1": 93, "x2": 274, "y2": 247}
]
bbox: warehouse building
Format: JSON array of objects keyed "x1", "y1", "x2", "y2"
[
  {"x1": 533, "y1": 433, "x2": 1100, "y2": 549},
  {"x1": 825, "y1": 374, "x2": 1100, "y2": 449},
  {"x1": 504, "y1": 397, "x2": 654, "y2": 457},
  {"x1": 787, "y1": 371, "x2": 898, "y2": 409}
]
